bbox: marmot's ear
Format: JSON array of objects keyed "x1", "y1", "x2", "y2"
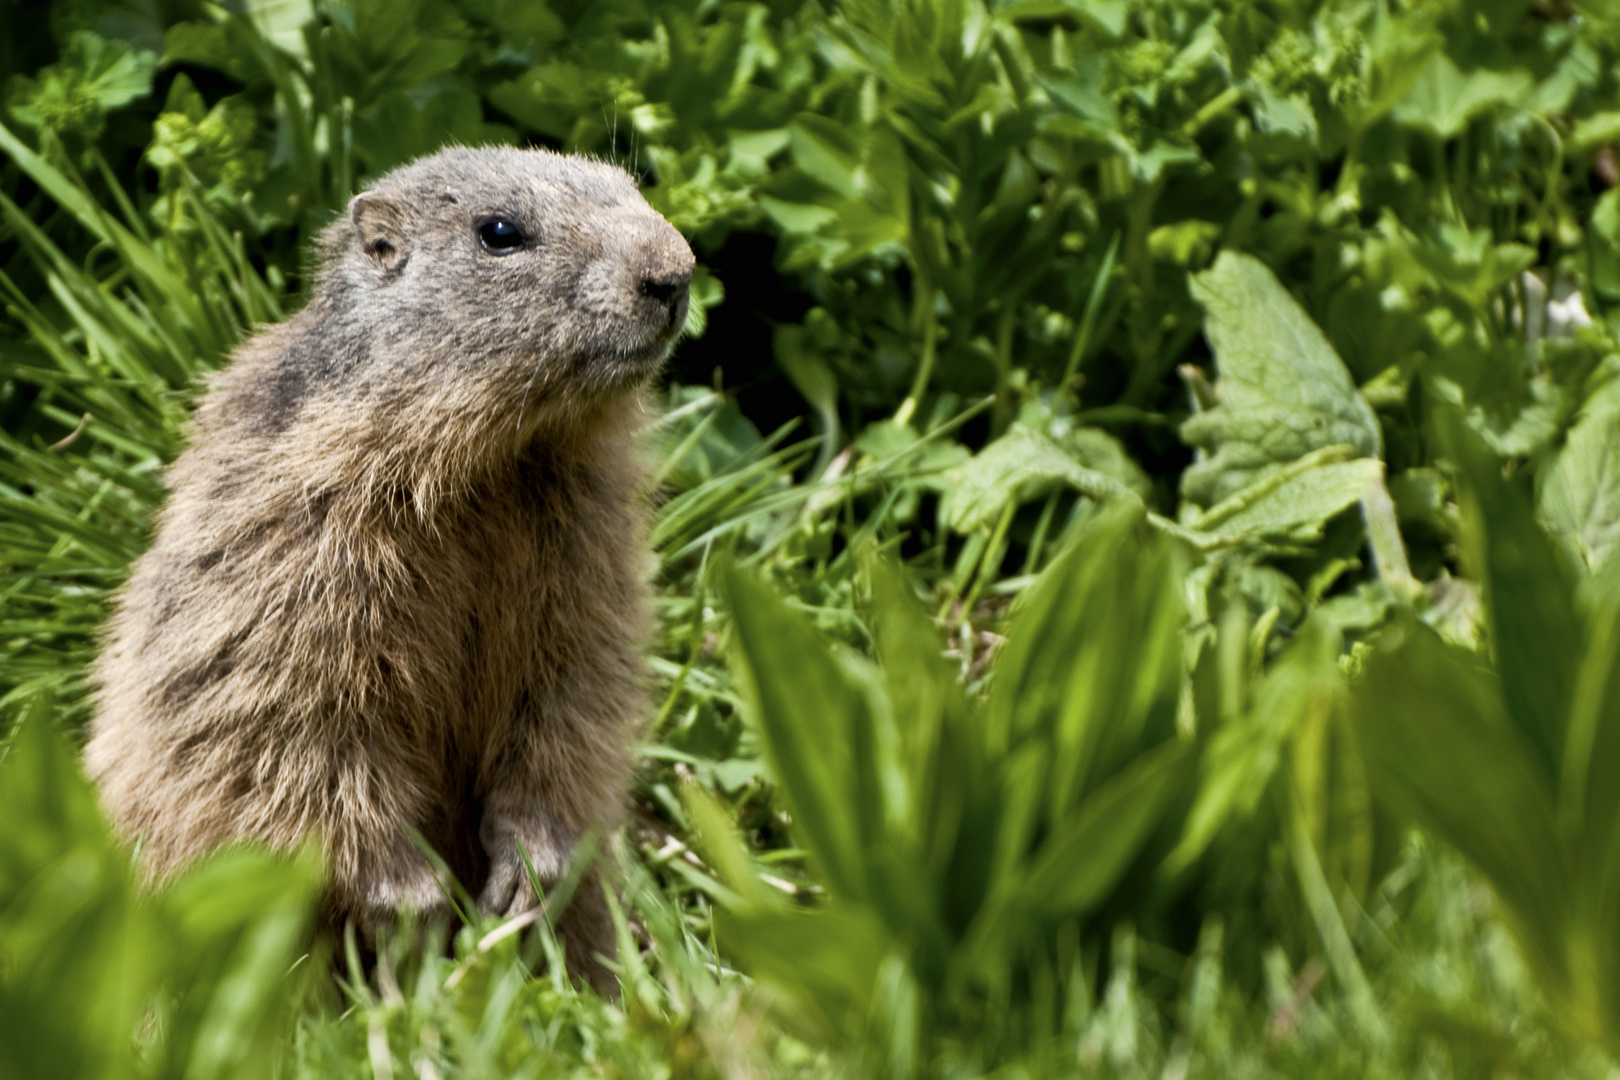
[{"x1": 349, "y1": 191, "x2": 409, "y2": 274}]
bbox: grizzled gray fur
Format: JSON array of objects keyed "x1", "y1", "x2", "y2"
[{"x1": 87, "y1": 146, "x2": 694, "y2": 989}]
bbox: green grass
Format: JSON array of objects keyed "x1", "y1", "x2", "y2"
[{"x1": 7, "y1": 0, "x2": 1620, "y2": 1075}]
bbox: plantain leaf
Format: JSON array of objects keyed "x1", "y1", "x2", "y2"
[
  {"x1": 1356, "y1": 624, "x2": 1570, "y2": 988},
  {"x1": 1562, "y1": 565, "x2": 1620, "y2": 898},
  {"x1": 983, "y1": 503, "x2": 1183, "y2": 806},
  {"x1": 1441, "y1": 409, "x2": 1580, "y2": 783},
  {"x1": 724, "y1": 567, "x2": 872, "y2": 902},
  {"x1": 1165, "y1": 617, "x2": 1344, "y2": 877},
  {"x1": 865, "y1": 555, "x2": 972, "y2": 878},
  {"x1": 1023, "y1": 739, "x2": 1194, "y2": 914},
  {"x1": 716, "y1": 902, "x2": 895, "y2": 1041}
]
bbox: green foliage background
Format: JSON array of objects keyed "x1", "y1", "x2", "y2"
[{"x1": 7, "y1": 0, "x2": 1620, "y2": 1076}]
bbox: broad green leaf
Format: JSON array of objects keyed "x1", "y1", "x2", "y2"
[
  {"x1": 865, "y1": 556, "x2": 969, "y2": 840},
  {"x1": 1541, "y1": 377, "x2": 1620, "y2": 574},
  {"x1": 682, "y1": 265, "x2": 725, "y2": 339},
  {"x1": 1249, "y1": 82, "x2": 1317, "y2": 144},
  {"x1": 1393, "y1": 52, "x2": 1533, "y2": 140},
  {"x1": 984, "y1": 504, "x2": 1183, "y2": 814},
  {"x1": 246, "y1": 0, "x2": 315, "y2": 59},
  {"x1": 1350, "y1": 7, "x2": 1443, "y2": 130},
  {"x1": 1165, "y1": 617, "x2": 1344, "y2": 877},
  {"x1": 1442, "y1": 410, "x2": 1581, "y2": 783},
  {"x1": 683, "y1": 782, "x2": 776, "y2": 909},
  {"x1": 724, "y1": 568, "x2": 871, "y2": 901},
  {"x1": 1562, "y1": 564, "x2": 1620, "y2": 875},
  {"x1": 156, "y1": 847, "x2": 321, "y2": 1080},
  {"x1": 756, "y1": 195, "x2": 840, "y2": 235},
  {"x1": 939, "y1": 423, "x2": 1140, "y2": 533},
  {"x1": 1182, "y1": 252, "x2": 1382, "y2": 507},
  {"x1": 1406, "y1": 222, "x2": 1537, "y2": 310},
  {"x1": 1164, "y1": 713, "x2": 1276, "y2": 879},
  {"x1": 790, "y1": 115, "x2": 862, "y2": 201},
  {"x1": 1357, "y1": 625, "x2": 1569, "y2": 985},
  {"x1": 1572, "y1": 111, "x2": 1620, "y2": 151},
  {"x1": 485, "y1": 62, "x2": 590, "y2": 140},
  {"x1": 0, "y1": 712, "x2": 320, "y2": 1080},
  {"x1": 776, "y1": 323, "x2": 841, "y2": 476},
  {"x1": 1023, "y1": 739, "x2": 1193, "y2": 913},
  {"x1": 1203, "y1": 459, "x2": 1383, "y2": 543},
  {"x1": 716, "y1": 902, "x2": 894, "y2": 1040},
  {"x1": 1035, "y1": 57, "x2": 1119, "y2": 131}
]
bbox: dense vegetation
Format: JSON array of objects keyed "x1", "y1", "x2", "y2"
[{"x1": 5, "y1": 0, "x2": 1620, "y2": 1075}]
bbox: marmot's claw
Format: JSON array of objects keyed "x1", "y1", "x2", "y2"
[{"x1": 477, "y1": 849, "x2": 542, "y2": 919}]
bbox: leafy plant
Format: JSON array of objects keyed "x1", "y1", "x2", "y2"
[
  {"x1": 697, "y1": 506, "x2": 1193, "y2": 1070},
  {"x1": 1357, "y1": 409, "x2": 1620, "y2": 1056},
  {"x1": 0, "y1": 706, "x2": 322, "y2": 1080}
]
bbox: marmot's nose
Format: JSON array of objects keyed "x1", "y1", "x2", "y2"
[
  {"x1": 639, "y1": 270, "x2": 690, "y2": 312},
  {"x1": 640, "y1": 269, "x2": 692, "y2": 330}
]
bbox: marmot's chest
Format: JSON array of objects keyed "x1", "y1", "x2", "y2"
[
  {"x1": 445, "y1": 470, "x2": 625, "y2": 601},
  {"x1": 429, "y1": 468, "x2": 638, "y2": 697}
]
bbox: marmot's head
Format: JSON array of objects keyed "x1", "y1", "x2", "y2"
[{"x1": 302, "y1": 146, "x2": 693, "y2": 443}]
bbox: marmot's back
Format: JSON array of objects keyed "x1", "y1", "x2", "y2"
[{"x1": 87, "y1": 147, "x2": 694, "y2": 990}]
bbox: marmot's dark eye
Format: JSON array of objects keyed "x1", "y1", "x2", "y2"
[{"x1": 478, "y1": 216, "x2": 525, "y2": 254}]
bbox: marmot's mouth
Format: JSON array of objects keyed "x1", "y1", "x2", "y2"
[
  {"x1": 572, "y1": 337, "x2": 676, "y2": 390},
  {"x1": 622, "y1": 336, "x2": 679, "y2": 370}
]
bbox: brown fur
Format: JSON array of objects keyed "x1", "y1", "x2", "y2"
[{"x1": 86, "y1": 147, "x2": 694, "y2": 989}]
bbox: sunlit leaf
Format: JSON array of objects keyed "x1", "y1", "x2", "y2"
[
  {"x1": 1541, "y1": 377, "x2": 1620, "y2": 574},
  {"x1": 1393, "y1": 52, "x2": 1533, "y2": 140},
  {"x1": 1182, "y1": 252, "x2": 1382, "y2": 507}
]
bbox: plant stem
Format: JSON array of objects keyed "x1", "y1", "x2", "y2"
[{"x1": 894, "y1": 285, "x2": 938, "y2": 428}]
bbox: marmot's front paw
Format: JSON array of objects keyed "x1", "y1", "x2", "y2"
[
  {"x1": 358, "y1": 855, "x2": 452, "y2": 927},
  {"x1": 478, "y1": 849, "x2": 540, "y2": 918},
  {"x1": 477, "y1": 822, "x2": 566, "y2": 918}
]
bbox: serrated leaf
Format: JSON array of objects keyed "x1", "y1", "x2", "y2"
[
  {"x1": 1204, "y1": 459, "x2": 1382, "y2": 543},
  {"x1": 1182, "y1": 252, "x2": 1381, "y2": 507},
  {"x1": 939, "y1": 423, "x2": 1140, "y2": 534}
]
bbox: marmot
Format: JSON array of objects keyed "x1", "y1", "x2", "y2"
[{"x1": 86, "y1": 146, "x2": 693, "y2": 988}]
